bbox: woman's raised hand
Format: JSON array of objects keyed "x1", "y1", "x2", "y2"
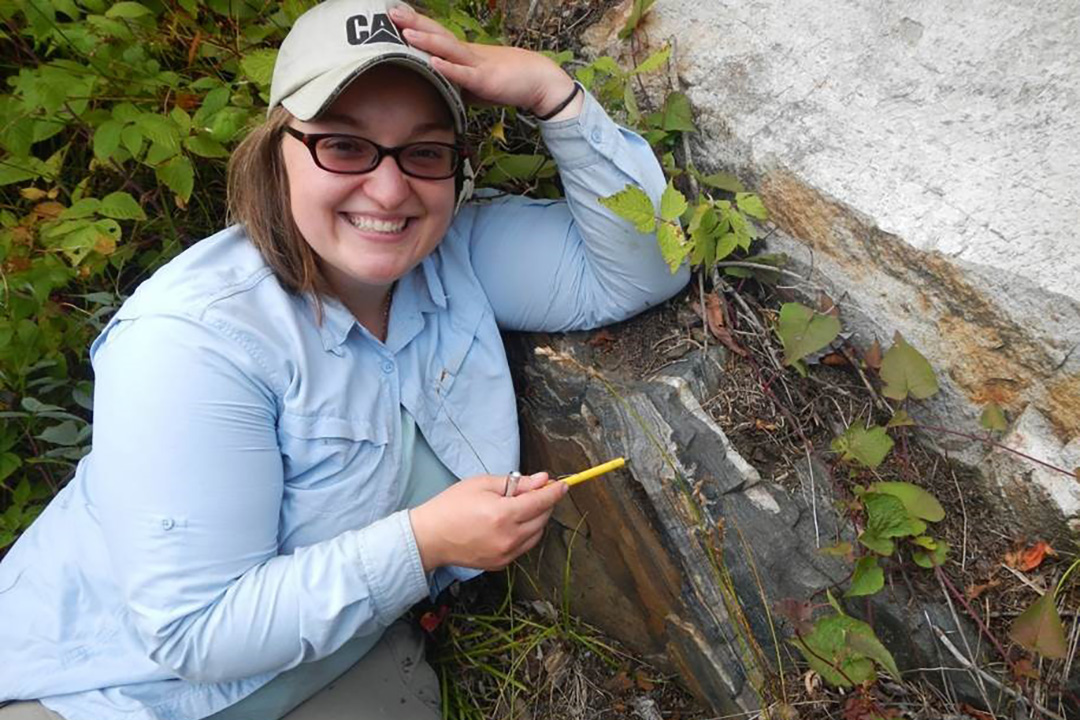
[
  {"x1": 409, "y1": 472, "x2": 568, "y2": 572},
  {"x1": 390, "y1": 4, "x2": 580, "y2": 119}
]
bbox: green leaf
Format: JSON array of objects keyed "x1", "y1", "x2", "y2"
[
  {"x1": 845, "y1": 556, "x2": 884, "y2": 597},
  {"x1": 0, "y1": 161, "x2": 39, "y2": 186},
  {"x1": 156, "y1": 156, "x2": 194, "y2": 203},
  {"x1": 481, "y1": 154, "x2": 555, "y2": 183},
  {"x1": 858, "y1": 530, "x2": 894, "y2": 556},
  {"x1": 183, "y1": 134, "x2": 230, "y2": 159},
  {"x1": 599, "y1": 185, "x2": 656, "y2": 233},
  {"x1": 980, "y1": 403, "x2": 1008, "y2": 432},
  {"x1": 912, "y1": 538, "x2": 949, "y2": 568},
  {"x1": 206, "y1": 107, "x2": 250, "y2": 143},
  {"x1": 845, "y1": 623, "x2": 901, "y2": 682},
  {"x1": 735, "y1": 192, "x2": 767, "y2": 220},
  {"x1": 99, "y1": 191, "x2": 146, "y2": 221},
  {"x1": 661, "y1": 91, "x2": 695, "y2": 132},
  {"x1": 121, "y1": 124, "x2": 144, "y2": 158},
  {"x1": 135, "y1": 114, "x2": 180, "y2": 153},
  {"x1": 240, "y1": 48, "x2": 278, "y2": 87},
  {"x1": 659, "y1": 180, "x2": 687, "y2": 222},
  {"x1": 886, "y1": 409, "x2": 914, "y2": 428},
  {"x1": 777, "y1": 302, "x2": 841, "y2": 366},
  {"x1": 105, "y1": 2, "x2": 152, "y2": 18},
  {"x1": 791, "y1": 613, "x2": 878, "y2": 687},
  {"x1": 1010, "y1": 593, "x2": 1067, "y2": 659},
  {"x1": 59, "y1": 198, "x2": 102, "y2": 220},
  {"x1": 880, "y1": 333, "x2": 938, "y2": 401},
  {"x1": 869, "y1": 481, "x2": 945, "y2": 522},
  {"x1": 93, "y1": 119, "x2": 123, "y2": 161},
  {"x1": 657, "y1": 221, "x2": 689, "y2": 273},
  {"x1": 633, "y1": 45, "x2": 671, "y2": 75},
  {"x1": 863, "y1": 492, "x2": 926, "y2": 539},
  {"x1": 619, "y1": 0, "x2": 657, "y2": 38},
  {"x1": 0, "y1": 452, "x2": 20, "y2": 483},
  {"x1": 699, "y1": 171, "x2": 745, "y2": 193},
  {"x1": 37, "y1": 421, "x2": 83, "y2": 446},
  {"x1": 831, "y1": 425, "x2": 893, "y2": 469},
  {"x1": 12, "y1": 478, "x2": 30, "y2": 506}
]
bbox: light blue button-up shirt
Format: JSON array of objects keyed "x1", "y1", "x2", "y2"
[{"x1": 0, "y1": 90, "x2": 689, "y2": 720}]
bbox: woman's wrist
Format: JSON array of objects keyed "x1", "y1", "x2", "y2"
[{"x1": 531, "y1": 71, "x2": 581, "y2": 121}]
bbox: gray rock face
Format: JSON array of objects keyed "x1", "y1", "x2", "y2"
[
  {"x1": 577, "y1": 0, "x2": 1080, "y2": 537},
  {"x1": 509, "y1": 331, "x2": 985, "y2": 714}
]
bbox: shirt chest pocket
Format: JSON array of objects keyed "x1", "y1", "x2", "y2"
[{"x1": 276, "y1": 414, "x2": 390, "y2": 520}]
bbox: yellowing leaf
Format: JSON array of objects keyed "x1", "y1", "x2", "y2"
[
  {"x1": 1010, "y1": 593, "x2": 1067, "y2": 659},
  {"x1": 869, "y1": 481, "x2": 945, "y2": 522},
  {"x1": 980, "y1": 403, "x2": 1008, "y2": 432},
  {"x1": 880, "y1": 333, "x2": 938, "y2": 400},
  {"x1": 599, "y1": 184, "x2": 655, "y2": 233},
  {"x1": 490, "y1": 120, "x2": 506, "y2": 144},
  {"x1": 659, "y1": 180, "x2": 687, "y2": 222},
  {"x1": 831, "y1": 425, "x2": 894, "y2": 469},
  {"x1": 777, "y1": 302, "x2": 841, "y2": 366},
  {"x1": 657, "y1": 221, "x2": 689, "y2": 273},
  {"x1": 886, "y1": 409, "x2": 915, "y2": 428}
]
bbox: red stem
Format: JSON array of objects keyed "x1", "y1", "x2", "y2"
[{"x1": 917, "y1": 424, "x2": 1075, "y2": 479}]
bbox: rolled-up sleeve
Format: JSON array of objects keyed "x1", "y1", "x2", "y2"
[
  {"x1": 89, "y1": 315, "x2": 427, "y2": 683},
  {"x1": 467, "y1": 87, "x2": 690, "y2": 332}
]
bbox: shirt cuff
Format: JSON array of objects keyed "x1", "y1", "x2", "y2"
[
  {"x1": 354, "y1": 510, "x2": 429, "y2": 626},
  {"x1": 539, "y1": 86, "x2": 617, "y2": 170}
]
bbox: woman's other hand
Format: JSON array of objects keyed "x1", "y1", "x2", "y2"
[
  {"x1": 390, "y1": 5, "x2": 581, "y2": 120},
  {"x1": 409, "y1": 472, "x2": 568, "y2": 571}
]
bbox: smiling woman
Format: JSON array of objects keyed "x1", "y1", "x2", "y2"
[{"x1": 0, "y1": 1, "x2": 689, "y2": 719}]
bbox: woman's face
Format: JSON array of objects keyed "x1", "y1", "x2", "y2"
[{"x1": 281, "y1": 65, "x2": 457, "y2": 304}]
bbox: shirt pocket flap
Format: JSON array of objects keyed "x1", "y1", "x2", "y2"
[{"x1": 276, "y1": 413, "x2": 388, "y2": 444}]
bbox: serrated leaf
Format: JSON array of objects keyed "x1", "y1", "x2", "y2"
[
  {"x1": 99, "y1": 191, "x2": 146, "y2": 221},
  {"x1": 735, "y1": 192, "x2": 767, "y2": 220},
  {"x1": 869, "y1": 481, "x2": 944, "y2": 522},
  {"x1": 657, "y1": 221, "x2": 689, "y2": 273},
  {"x1": 980, "y1": 403, "x2": 1008, "y2": 432},
  {"x1": 699, "y1": 171, "x2": 745, "y2": 193},
  {"x1": 831, "y1": 424, "x2": 893, "y2": 469},
  {"x1": 845, "y1": 556, "x2": 884, "y2": 597},
  {"x1": 777, "y1": 302, "x2": 841, "y2": 366},
  {"x1": 881, "y1": 333, "x2": 938, "y2": 401},
  {"x1": 135, "y1": 114, "x2": 180, "y2": 153},
  {"x1": 240, "y1": 48, "x2": 278, "y2": 87},
  {"x1": 183, "y1": 134, "x2": 229, "y2": 159},
  {"x1": 599, "y1": 185, "x2": 655, "y2": 233},
  {"x1": 156, "y1": 156, "x2": 194, "y2": 203},
  {"x1": 59, "y1": 198, "x2": 101, "y2": 220},
  {"x1": 105, "y1": 1, "x2": 152, "y2": 18},
  {"x1": 633, "y1": 45, "x2": 671, "y2": 75},
  {"x1": 659, "y1": 180, "x2": 687, "y2": 222},
  {"x1": 92, "y1": 119, "x2": 123, "y2": 160},
  {"x1": 864, "y1": 492, "x2": 925, "y2": 539},
  {"x1": 0, "y1": 162, "x2": 39, "y2": 186},
  {"x1": 661, "y1": 91, "x2": 695, "y2": 132},
  {"x1": 1010, "y1": 593, "x2": 1067, "y2": 659},
  {"x1": 121, "y1": 124, "x2": 143, "y2": 158}
]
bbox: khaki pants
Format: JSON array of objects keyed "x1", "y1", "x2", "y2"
[{"x1": 0, "y1": 621, "x2": 440, "y2": 720}]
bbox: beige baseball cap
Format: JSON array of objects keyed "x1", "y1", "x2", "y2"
[{"x1": 268, "y1": 0, "x2": 467, "y2": 133}]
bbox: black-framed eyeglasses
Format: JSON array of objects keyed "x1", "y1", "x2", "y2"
[{"x1": 283, "y1": 127, "x2": 463, "y2": 180}]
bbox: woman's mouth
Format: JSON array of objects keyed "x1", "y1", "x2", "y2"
[{"x1": 343, "y1": 213, "x2": 409, "y2": 234}]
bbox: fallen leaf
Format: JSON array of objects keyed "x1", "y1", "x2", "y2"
[
  {"x1": 606, "y1": 670, "x2": 634, "y2": 693},
  {"x1": 863, "y1": 339, "x2": 883, "y2": 370},
  {"x1": 586, "y1": 328, "x2": 616, "y2": 348},
  {"x1": 965, "y1": 578, "x2": 1001, "y2": 600},
  {"x1": 633, "y1": 669, "x2": 655, "y2": 692},
  {"x1": 1010, "y1": 655, "x2": 1040, "y2": 680},
  {"x1": 691, "y1": 295, "x2": 748, "y2": 357},
  {"x1": 418, "y1": 605, "x2": 449, "y2": 633},
  {"x1": 754, "y1": 419, "x2": 777, "y2": 431},
  {"x1": 821, "y1": 352, "x2": 849, "y2": 366},
  {"x1": 817, "y1": 292, "x2": 839, "y2": 317},
  {"x1": 1005, "y1": 541, "x2": 1055, "y2": 571},
  {"x1": 959, "y1": 703, "x2": 995, "y2": 720}
]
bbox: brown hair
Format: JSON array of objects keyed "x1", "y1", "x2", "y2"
[{"x1": 226, "y1": 108, "x2": 331, "y2": 317}]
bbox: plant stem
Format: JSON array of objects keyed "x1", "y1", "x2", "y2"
[
  {"x1": 934, "y1": 565, "x2": 1016, "y2": 675},
  {"x1": 917, "y1": 424, "x2": 1075, "y2": 479}
]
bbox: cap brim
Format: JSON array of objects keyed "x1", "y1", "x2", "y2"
[{"x1": 280, "y1": 51, "x2": 466, "y2": 134}]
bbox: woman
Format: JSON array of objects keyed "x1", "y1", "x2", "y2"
[{"x1": 0, "y1": 1, "x2": 689, "y2": 718}]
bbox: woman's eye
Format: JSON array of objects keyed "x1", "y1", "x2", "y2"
[
  {"x1": 323, "y1": 138, "x2": 365, "y2": 154},
  {"x1": 406, "y1": 145, "x2": 448, "y2": 162}
]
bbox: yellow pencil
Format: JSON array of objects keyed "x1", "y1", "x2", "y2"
[{"x1": 561, "y1": 457, "x2": 627, "y2": 487}]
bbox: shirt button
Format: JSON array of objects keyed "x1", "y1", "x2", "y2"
[
  {"x1": 590, "y1": 128, "x2": 603, "y2": 143},
  {"x1": 161, "y1": 517, "x2": 175, "y2": 531},
  {"x1": 381, "y1": 360, "x2": 395, "y2": 374}
]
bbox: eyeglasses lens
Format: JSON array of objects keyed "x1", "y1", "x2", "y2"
[{"x1": 314, "y1": 136, "x2": 457, "y2": 179}]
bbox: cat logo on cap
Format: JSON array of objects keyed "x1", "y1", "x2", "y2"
[{"x1": 345, "y1": 13, "x2": 406, "y2": 46}]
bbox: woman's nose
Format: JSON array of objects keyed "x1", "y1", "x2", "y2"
[{"x1": 361, "y1": 154, "x2": 412, "y2": 208}]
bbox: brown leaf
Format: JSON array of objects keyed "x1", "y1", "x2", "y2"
[
  {"x1": 821, "y1": 352, "x2": 849, "y2": 366},
  {"x1": 965, "y1": 578, "x2": 1000, "y2": 600},
  {"x1": 1010, "y1": 655, "x2": 1040, "y2": 680},
  {"x1": 633, "y1": 669, "x2": 655, "y2": 692},
  {"x1": 959, "y1": 703, "x2": 995, "y2": 720},
  {"x1": 586, "y1": 328, "x2": 616, "y2": 348},
  {"x1": 864, "y1": 339, "x2": 883, "y2": 370},
  {"x1": 187, "y1": 30, "x2": 202, "y2": 66},
  {"x1": 691, "y1": 294, "x2": 748, "y2": 357},
  {"x1": 816, "y1": 292, "x2": 839, "y2": 317},
  {"x1": 606, "y1": 670, "x2": 633, "y2": 693},
  {"x1": 32, "y1": 201, "x2": 65, "y2": 220}
]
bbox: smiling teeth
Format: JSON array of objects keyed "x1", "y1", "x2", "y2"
[{"x1": 346, "y1": 215, "x2": 407, "y2": 233}]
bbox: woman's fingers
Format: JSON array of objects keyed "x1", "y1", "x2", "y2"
[
  {"x1": 402, "y1": 28, "x2": 475, "y2": 66},
  {"x1": 389, "y1": 4, "x2": 456, "y2": 40}
]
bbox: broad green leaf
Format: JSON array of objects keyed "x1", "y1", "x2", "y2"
[
  {"x1": 886, "y1": 409, "x2": 914, "y2": 428},
  {"x1": 858, "y1": 529, "x2": 894, "y2": 556},
  {"x1": 791, "y1": 613, "x2": 877, "y2": 687},
  {"x1": 845, "y1": 556, "x2": 884, "y2": 597},
  {"x1": 135, "y1": 114, "x2": 180, "y2": 153},
  {"x1": 599, "y1": 185, "x2": 655, "y2": 233},
  {"x1": 845, "y1": 623, "x2": 901, "y2": 682},
  {"x1": 657, "y1": 221, "x2": 689, "y2": 273},
  {"x1": 633, "y1": 45, "x2": 671, "y2": 75},
  {"x1": 699, "y1": 171, "x2": 745, "y2": 193},
  {"x1": 183, "y1": 134, "x2": 229, "y2": 158},
  {"x1": 913, "y1": 538, "x2": 949, "y2": 568},
  {"x1": 105, "y1": 2, "x2": 152, "y2": 18},
  {"x1": 661, "y1": 91, "x2": 695, "y2": 132},
  {"x1": 12, "y1": 478, "x2": 30, "y2": 506},
  {"x1": 59, "y1": 198, "x2": 101, "y2": 220},
  {"x1": 880, "y1": 333, "x2": 938, "y2": 400},
  {"x1": 777, "y1": 302, "x2": 841, "y2": 366},
  {"x1": 0, "y1": 161, "x2": 39, "y2": 186},
  {"x1": 157, "y1": 156, "x2": 194, "y2": 203},
  {"x1": 99, "y1": 191, "x2": 146, "y2": 221},
  {"x1": 980, "y1": 403, "x2": 1008, "y2": 432},
  {"x1": 206, "y1": 107, "x2": 250, "y2": 143},
  {"x1": 659, "y1": 180, "x2": 688, "y2": 222},
  {"x1": 169, "y1": 107, "x2": 191, "y2": 135},
  {"x1": 1010, "y1": 593, "x2": 1067, "y2": 659},
  {"x1": 241, "y1": 49, "x2": 278, "y2": 87},
  {"x1": 863, "y1": 492, "x2": 925, "y2": 539},
  {"x1": 869, "y1": 481, "x2": 945, "y2": 522},
  {"x1": 0, "y1": 452, "x2": 20, "y2": 483},
  {"x1": 735, "y1": 192, "x2": 767, "y2": 220},
  {"x1": 93, "y1": 120, "x2": 123, "y2": 160},
  {"x1": 831, "y1": 424, "x2": 893, "y2": 469},
  {"x1": 144, "y1": 141, "x2": 179, "y2": 166},
  {"x1": 481, "y1": 154, "x2": 555, "y2": 183},
  {"x1": 121, "y1": 124, "x2": 144, "y2": 158},
  {"x1": 37, "y1": 421, "x2": 83, "y2": 446}
]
